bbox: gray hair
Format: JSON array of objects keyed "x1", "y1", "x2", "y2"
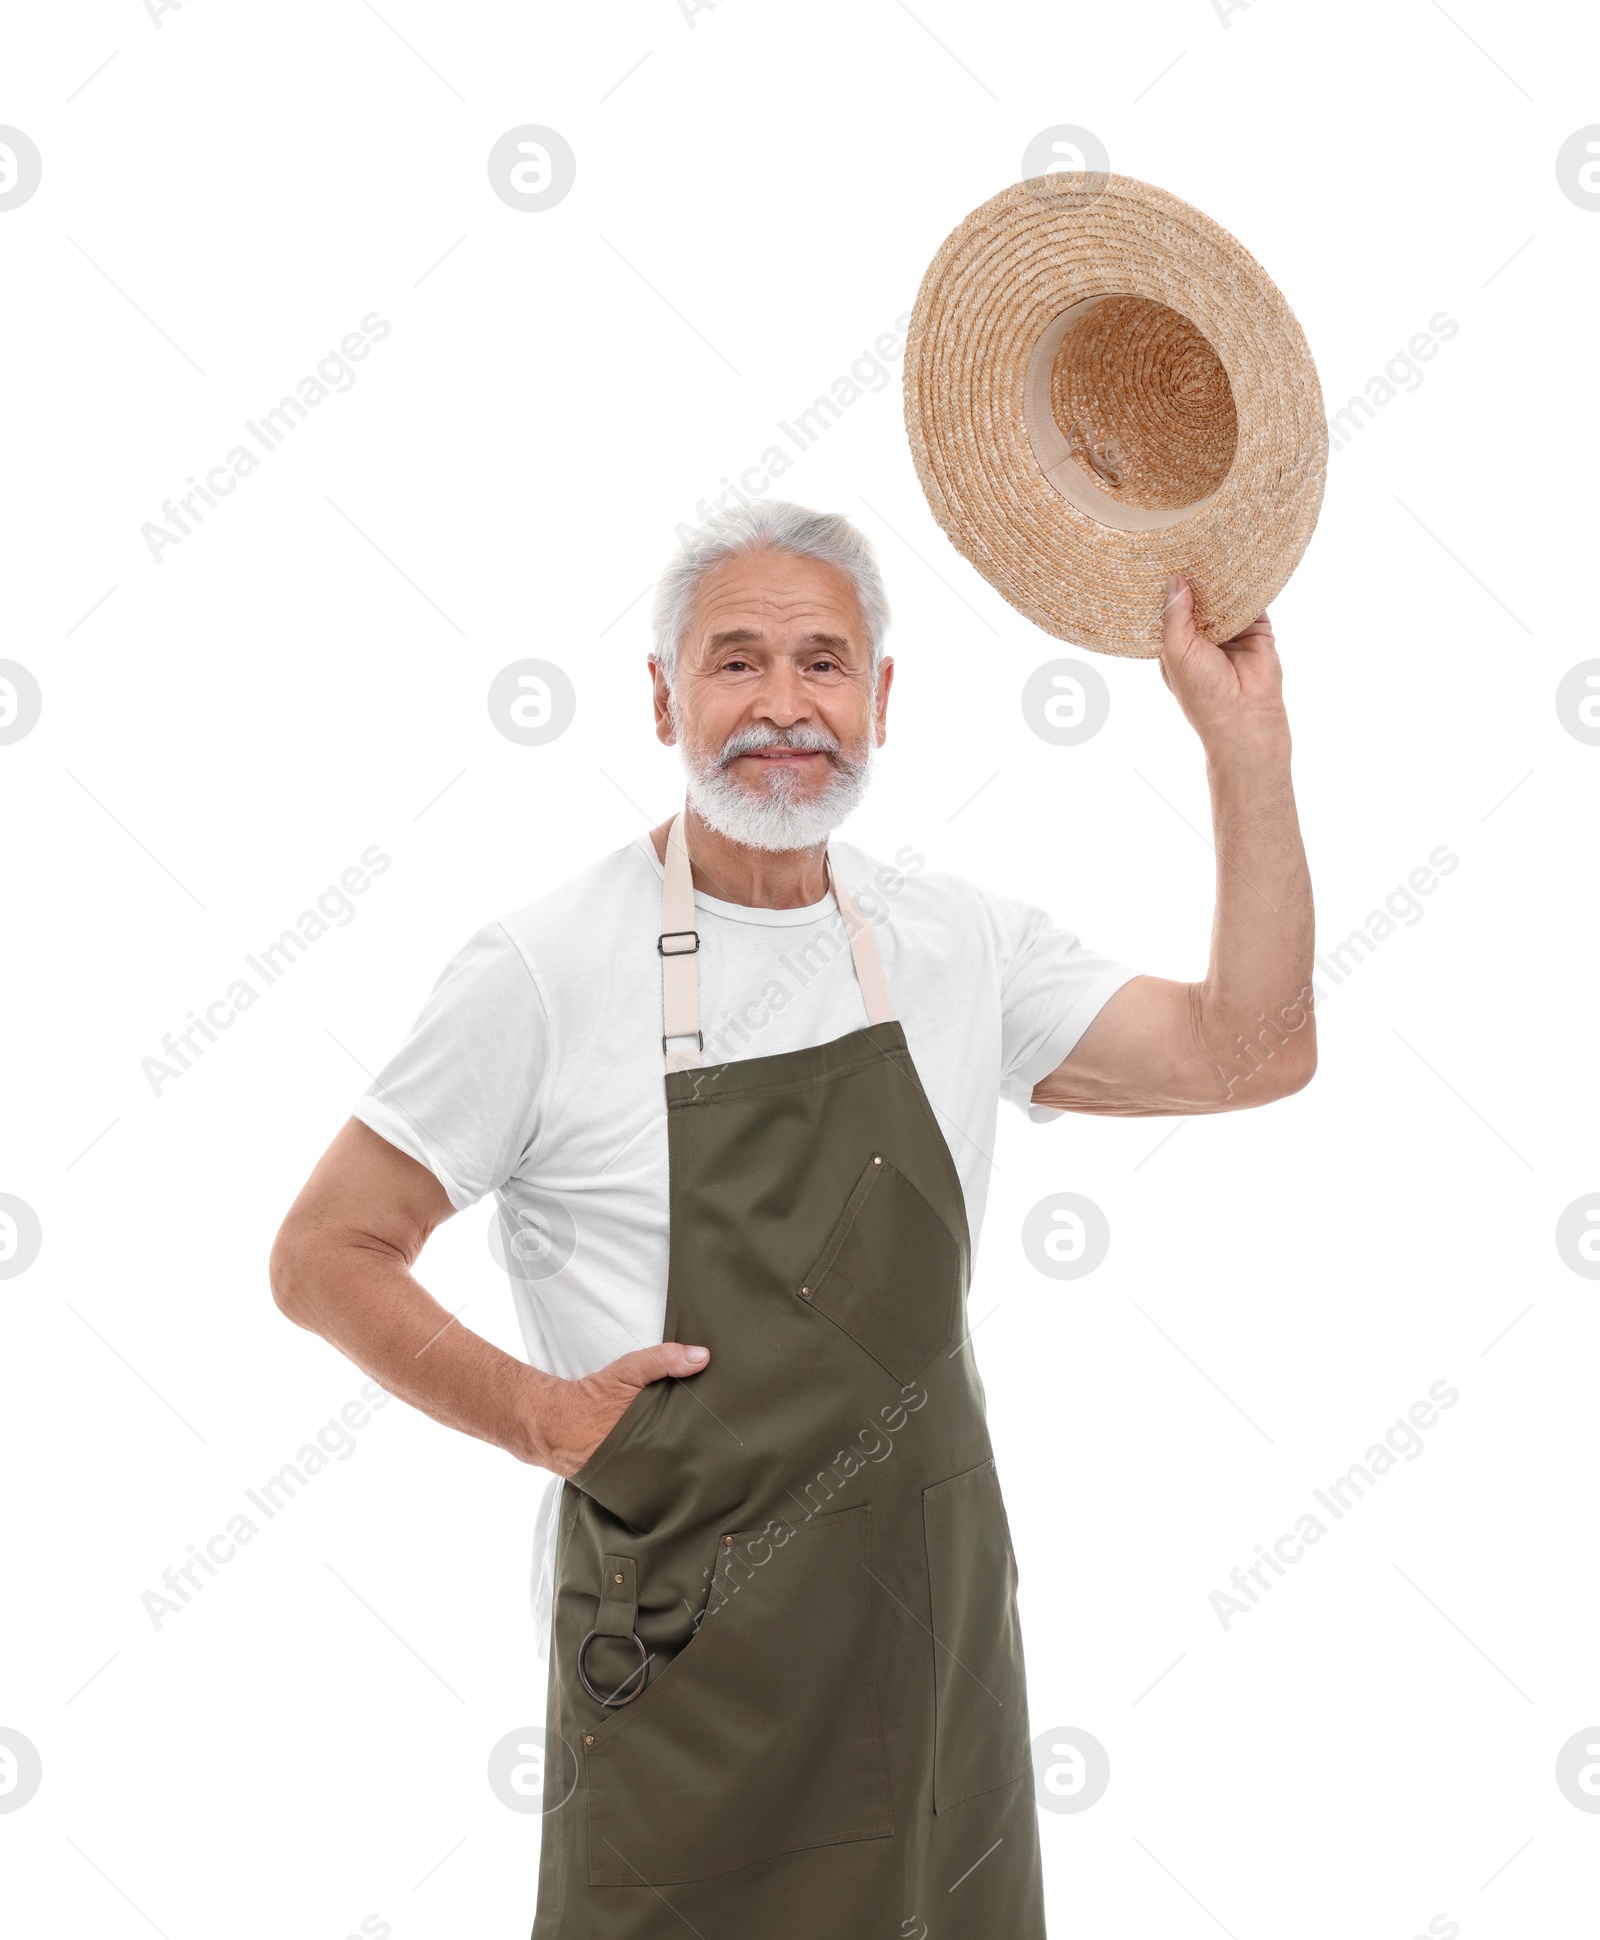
[{"x1": 650, "y1": 501, "x2": 890, "y2": 689}]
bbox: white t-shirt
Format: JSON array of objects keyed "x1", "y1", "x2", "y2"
[{"x1": 353, "y1": 832, "x2": 1138, "y2": 1378}]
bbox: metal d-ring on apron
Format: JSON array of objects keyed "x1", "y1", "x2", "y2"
[
  {"x1": 575, "y1": 1553, "x2": 649, "y2": 1707},
  {"x1": 532, "y1": 809, "x2": 1046, "y2": 1939}
]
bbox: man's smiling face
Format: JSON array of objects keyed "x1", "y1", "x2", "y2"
[{"x1": 652, "y1": 546, "x2": 894, "y2": 851}]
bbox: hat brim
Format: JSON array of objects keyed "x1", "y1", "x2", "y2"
[{"x1": 904, "y1": 173, "x2": 1327, "y2": 658}]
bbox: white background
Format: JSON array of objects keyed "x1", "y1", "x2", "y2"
[{"x1": 2, "y1": 1, "x2": 1596, "y2": 1936}]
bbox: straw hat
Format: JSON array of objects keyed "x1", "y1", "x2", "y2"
[{"x1": 903, "y1": 173, "x2": 1327, "y2": 658}]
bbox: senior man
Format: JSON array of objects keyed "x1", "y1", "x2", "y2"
[{"x1": 271, "y1": 501, "x2": 1314, "y2": 1937}]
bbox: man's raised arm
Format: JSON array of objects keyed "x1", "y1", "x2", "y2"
[{"x1": 1032, "y1": 572, "x2": 1316, "y2": 1118}]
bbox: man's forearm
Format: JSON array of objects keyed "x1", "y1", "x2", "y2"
[
  {"x1": 271, "y1": 1235, "x2": 555, "y2": 1465},
  {"x1": 1198, "y1": 738, "x2": 1316, "y2": 1098},
  {"x1": 269, "y1": 1120, "x2": 711, "y2": 1478}
]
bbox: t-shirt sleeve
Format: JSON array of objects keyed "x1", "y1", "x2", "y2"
[
  {"x1": 351, "y1": 921, "x2": 548, "y2": 1210},
  {"x1": 989, "y1": 890, "x2": 1141, "y2": 1123}
]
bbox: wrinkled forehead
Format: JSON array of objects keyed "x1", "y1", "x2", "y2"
[{"x1": 684, "y1": 550, "x2": 869, "y2": 665}]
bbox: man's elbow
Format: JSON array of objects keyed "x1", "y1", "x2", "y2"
[
  {"x1": 1228, "y1": 1035, "x2": 1316, "y2": 1107},
  {"x1": 268, "y1": 1219, "x2": 319, "y2": 1330},
  {"x1": 1268, "y1": 1040, "x2": 1317, "y2": 1101}
]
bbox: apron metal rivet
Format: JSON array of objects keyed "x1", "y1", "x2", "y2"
[
  {"x1": 799, "y1": 1285, "x2": 811, "y2": 1299},
  {"x1": 613, "y1": 1572, "x2": 623, "y2": 1583},
  {"x1": 873, "y1": 1155, "x2": 882, "y2": 1165},
  {"x1": 723, "y1": 1534, "x2": 735, "y2": 1546},
  {"x1": 584, "y1": 1733, "x2": 595, "y2": 1747}
]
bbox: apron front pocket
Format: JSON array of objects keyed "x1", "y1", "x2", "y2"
[
  {"x1": 797, "y1": 1153, "x2": 960, "y2": 1383},
  {"x1": 583, "y1": 1504, "x2": 893, "y2": 1886},
  {"x1": 922, "y1": 1458, "x2": 1032, "y2": 1812},
  {"x1": 567, "y1": 1374, "x2": 672, "y2": 1528}
]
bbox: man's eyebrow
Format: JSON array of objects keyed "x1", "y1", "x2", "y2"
[{"x1": 704, "y1": 628, "x2": 855, "y2": 653}]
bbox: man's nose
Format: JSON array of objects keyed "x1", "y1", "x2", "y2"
[{"x1": 750, "y1": 662, "x2": 811, "y2": 725}]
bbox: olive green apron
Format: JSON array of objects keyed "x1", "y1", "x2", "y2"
[{"x1": 531, "y1": 811, "x2": 1045, "y2": 1937}]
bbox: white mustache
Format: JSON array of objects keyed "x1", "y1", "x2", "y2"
[{"x1": 716, "y1": 724, "x2": 842, "y2": 764}]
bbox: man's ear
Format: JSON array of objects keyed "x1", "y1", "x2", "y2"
[
  {"x1": 873, "y1": 656, "x2": 894, "y2": 743},
  {"x1": 649, "y1": 660, "x2": 677, "y2": 745}
]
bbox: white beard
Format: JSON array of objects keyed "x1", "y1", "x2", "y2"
[{"x1": 672, "y1": 706, "x2": 876, "y2": 854}]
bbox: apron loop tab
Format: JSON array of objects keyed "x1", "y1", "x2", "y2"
[{"x1": 577, "y1": 1553, "x2": 649, "y2": 1707}]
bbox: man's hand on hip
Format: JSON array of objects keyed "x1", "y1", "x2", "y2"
[
  {"x1": 539, "y1": 1343, "x2": 711, "y2": 1478},
  {"x1": 270, "y1": 1119, "x2": 715, "y2": 1478}
]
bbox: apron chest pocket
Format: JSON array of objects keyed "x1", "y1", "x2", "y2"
[{"x1": 797, "y1": 1153, "x2": 960, "y2": 1383}]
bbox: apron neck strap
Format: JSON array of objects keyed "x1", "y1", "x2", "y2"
[{"x1": 660, "y1": 808, "x2": 895, "y2": 1073}]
